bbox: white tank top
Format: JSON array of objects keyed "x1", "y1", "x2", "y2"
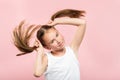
[{"x1": 44, "y1": 46, "x2": 80, "y2": 80}]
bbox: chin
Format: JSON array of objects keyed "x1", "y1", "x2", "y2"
[{"x1": 59, "y1": 45, "x2": 65, "y2": 50}]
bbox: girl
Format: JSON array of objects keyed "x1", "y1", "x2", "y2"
[{"x1": 13, "y1": 9, "x2": 86, "y2": 80}]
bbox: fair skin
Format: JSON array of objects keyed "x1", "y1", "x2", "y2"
[{"x1": 34, "y1": 17, "x2": 86, "y2": 77}]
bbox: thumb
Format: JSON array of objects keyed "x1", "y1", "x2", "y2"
[{"x1": 47, "y1": 20, "x2": 56, "y2": 26}]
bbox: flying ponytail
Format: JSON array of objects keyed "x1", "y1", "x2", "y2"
[
  {"x1": 51, "y1": 9, "x2": 85, "y2": 20},
  {"x1": 12, "y1": 21, "x2": 40, "y2": 56}
]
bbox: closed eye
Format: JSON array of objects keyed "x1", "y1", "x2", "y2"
[
  {"x1": 50, "y1": 32, "x2": 59, "y2": 44},
  {"x1": 56, "y1": 33, "x2": 59, "y2": 37},
  {"x1": 51, "y1": 40, "x2": 54, "y2": 43}
]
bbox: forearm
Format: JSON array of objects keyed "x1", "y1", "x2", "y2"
[
  {"x1": 34, "y1": 53, "x2": 42, "y2": 75},
  {"x1": 34, "y1": 51, "x2": 45, "y2": 77},
  {"x1": 54, "y1": 18, "x2": 86, "y2": 26}
]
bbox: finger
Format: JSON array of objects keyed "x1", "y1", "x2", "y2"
[
  {"x1": 34, "y1": 39, "x2": 39, "y2": 47},
  {"x1": 48, "y1": 20, "x2": 53, "y2": 24}
]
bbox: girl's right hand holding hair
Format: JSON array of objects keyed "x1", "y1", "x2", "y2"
[
  {"x1": 47, "y1": 17, "x2": 70, "y2": 26},
  {"x1": 47, "y1": 20, "x2": 56, "y2": 26},
  {"x1": 47, "y1": 17, "x2": 86, "y2": 26}
]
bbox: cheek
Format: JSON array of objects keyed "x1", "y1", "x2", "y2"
[
  {"x1": 50, "y1": 43, "x2": 58, "y2": 48},
  {"x1": 61, "y1": 35, "x2": 64, "y2": 42}
]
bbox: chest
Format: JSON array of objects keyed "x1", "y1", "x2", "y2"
[{"x1": 48, "y1": 54, "x2": 78, "y2": 73}]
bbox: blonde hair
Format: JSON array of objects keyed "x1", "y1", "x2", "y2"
[
  {"x1": 51, "y1": 9, "x2": 85, "y2": 20},
  {"x1": 12, "y1": 9, "x2": 86, "y2": 56}
]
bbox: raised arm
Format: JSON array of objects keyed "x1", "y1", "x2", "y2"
[
  {"x1": 48, "y1": 18, "x2": 86, "y2": 57},
  {"x1": 34, "y1": 41, "x2": 48, "y2": 77},
  {"x1": 69, "y1": 18, "x2": 86, "y2": 56}
]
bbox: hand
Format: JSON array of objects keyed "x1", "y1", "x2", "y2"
[
  {"x1": 34, "y1": 39, "x2": 44, "y2": 54},
  {"x1": 46, "y1": 20, "x2": 57, "y2": 26}
]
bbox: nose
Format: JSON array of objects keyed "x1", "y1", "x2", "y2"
[
  {"x1": 55, "y1": 38, "x2": 61, "y2": 44},
  {"x1": 56, "y1": 40, "x2": 60, "y2": 44}
]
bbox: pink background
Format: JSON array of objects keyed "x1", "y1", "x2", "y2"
[{"x1": 0, "y1": 0, "x2": 120, "y2": 80}]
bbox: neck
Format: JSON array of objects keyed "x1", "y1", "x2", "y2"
[{"x1": 51, "y1": 47, "x2": 66, "y2": 57}]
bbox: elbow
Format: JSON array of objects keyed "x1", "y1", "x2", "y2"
[{"x1": 33, "y1": 72, "x2": 42, "y2": 77}]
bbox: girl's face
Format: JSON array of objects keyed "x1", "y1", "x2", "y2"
[{"x1": 42, "y1": 28, "x2": 65, "y2": 51}]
